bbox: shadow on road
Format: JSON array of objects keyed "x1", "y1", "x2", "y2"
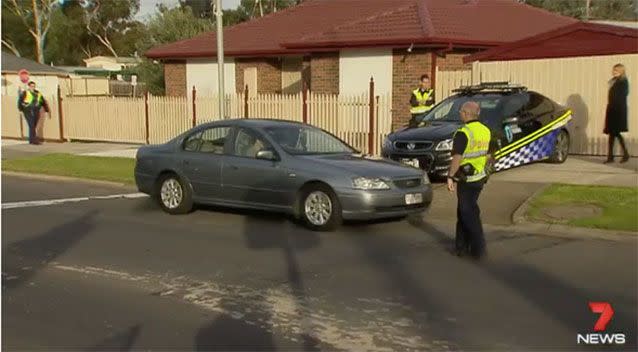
[
  {"x1": 409, "y1": 218, "x2": 638, "y2": 349},
  {"x1": 2, "y1": 210, "x2": 98, "y2": 290},
  {"x1": 87, "y1": 324, "x2": 141, "y2": 352},
  {"x1": 195, "y1": 299, "x2": 276, "y2": 351}
]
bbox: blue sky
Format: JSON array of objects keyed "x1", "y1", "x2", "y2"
[{"x1": 137, "y1": 0, "x2": 242, "y2": 20}]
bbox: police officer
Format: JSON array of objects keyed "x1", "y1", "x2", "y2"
[
  {"x1": 447, "y1": 101, "x2": 491, "y2": 259},
  {"x1": 409, "y1": 74, "x2": 435, "y2": 127},
  {"x1": 18, "y1": 81, "x2": 49, "y2": 145}
]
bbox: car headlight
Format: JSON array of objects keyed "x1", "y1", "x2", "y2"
[
  {"x1": 383, "y1": 137, "x2": 393, "y2": 150},
  {"x1": 421, "y1": 173, "x2": 431, "y2": 185},
  {"x1": 435, "y1": 138, "x2": 453, "y2": 151},
  {"x1": 352, "y1": 177, "x2": 390, "y2": 190}
]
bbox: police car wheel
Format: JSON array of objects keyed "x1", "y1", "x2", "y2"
[
  {"x1": 549, "y1": 130, "x2": 569, "y2": 164},
  {"x1": 299, "y1": 184, "x2": 342, "y2": 232},
  {"x1": 156, "y1": 173, "x2": 193, "y2": 215}
]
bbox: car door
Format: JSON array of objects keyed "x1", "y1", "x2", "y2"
[
  {"x1": 222, "y1": 127, "x2": 291, "y2": 209},
  {"x1": 495, "y1": 93, "x2": 530, "y2": 149},
  {"x1": 180, "y1": 126, "x2": 231, "y2": 201}
]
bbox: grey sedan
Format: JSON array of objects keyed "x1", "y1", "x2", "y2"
[{"x1": 135, "y1": 119, "x2": 433, "y2": 231}]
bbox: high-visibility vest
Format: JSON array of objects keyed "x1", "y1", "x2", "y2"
[
  {"x1": 410, "y1": 88, "x2": 434, "y2": 115},
  {"x1": 455, "y1": 120, "x2": 491, "y2": 182},
  {"x1": 22, "y1": 90, "x2": 44, "y2": 108}
]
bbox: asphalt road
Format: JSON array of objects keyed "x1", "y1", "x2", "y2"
[{"x1": 2, "y1": 175, "x2": 637, "y2": 351}]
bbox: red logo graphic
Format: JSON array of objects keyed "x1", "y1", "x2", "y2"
[{"x1": 589, "y1": 302, "x2": 614, "y2": 332}]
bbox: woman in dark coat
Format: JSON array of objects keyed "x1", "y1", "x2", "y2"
[{"x1": 604, "y1": 63, "x2": 630, "y2": 163}]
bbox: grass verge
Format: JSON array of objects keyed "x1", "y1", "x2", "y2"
[
  {"x1": 527, "y1": 184, "x2": 638, "y2": 232},
  {"x1": 2, "y1": 153, "x2": 135, "y2": 185}
]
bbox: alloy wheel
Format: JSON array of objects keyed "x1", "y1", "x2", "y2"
[
  {"x1": 160, "y1": 178, "x2": 183, "y2": 209},
  {"x1": 304, "y1": 191, "x2": 332, "y2": 226}
]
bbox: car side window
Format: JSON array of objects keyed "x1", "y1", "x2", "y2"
[
  {"x1": 183, "y1": 131, "x2": 202, "y2": 152},
  {"x1": 183, "y1": 127, "x2": 230, "y2": 154},
  {"x1": 233, "y1": 128, "x2": 268, "y2": 158},
  {"x1": 525, "y1": 92, "x2": 555, "y2": 123}
]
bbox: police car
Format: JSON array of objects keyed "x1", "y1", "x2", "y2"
[{"x1": 382, "y1": 82, "x2": 572, "y2": 178}]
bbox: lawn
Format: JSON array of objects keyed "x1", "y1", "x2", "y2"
[
  {"x1": 527, "y1": 184, "x2": 638, "y2": 232},
  {"x1": 2, "y1": 153, "x2": 136, "y2": 185}
]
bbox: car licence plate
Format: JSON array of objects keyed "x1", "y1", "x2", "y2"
[
  {"x1": 401, "y1": 158, "x2": 420, "y2": 168},
  {"x1": 405, "y1": 193, "x2": 423, "y2": 205}
]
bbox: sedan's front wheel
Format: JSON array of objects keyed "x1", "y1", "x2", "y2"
[
  {"x1": 300, "y1": 184, "x2": 342, "y2": 231},
  {"x1": 156, "y1": 173, "x2": 193, "y2": 215}
]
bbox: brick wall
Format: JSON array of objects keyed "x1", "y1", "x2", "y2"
[
  {"x1": 164, "y1": 60, "x2": 187, "y2": 96},
  {"x1": 235, "y1": 58, "x2": 282, "y2": 94},
  {"x1": 437, "y1": 53, "x2": 473, "y2": 71},
  {"x1": 392, "y1": 49, "x2": 432, "y2": 129},
  {"x1": 310, "y1": 52, "x2": 339, "y2": 94}
]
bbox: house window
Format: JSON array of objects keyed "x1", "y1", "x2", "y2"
[{"x1": 281, "y1": 56, "x2": 303, "y2": 94}]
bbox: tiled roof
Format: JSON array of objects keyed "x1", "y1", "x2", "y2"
[
  {"x1": 464, "y1": 22, "x2": 638, "y2": 62},
  {"x1": 146, "y1": 0, "x2": 577, "y2": 59}
]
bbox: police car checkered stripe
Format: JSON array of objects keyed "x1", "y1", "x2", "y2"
[
  {"x1": 493, "y1": 112, "x2": 572, "y2": 172},
  {"x1": 494, "y1": 129, "x2": 560, "y2": 171}
]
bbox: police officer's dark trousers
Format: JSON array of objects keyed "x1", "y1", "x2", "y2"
[
  {"x1": 23, "y1": 107, "x2": 39, "y2": 144},
  {"x1": 455, "y1": 180, "x2": 486, "y2": 257}
]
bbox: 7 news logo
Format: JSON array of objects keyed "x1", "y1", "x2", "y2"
[{"x1": 577, "y1": 302, "x2": 626, "y2": 345}]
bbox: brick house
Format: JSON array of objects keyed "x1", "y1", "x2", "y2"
[{"x1": 146, "y1": 0, "x2": 575, "y2": 127}]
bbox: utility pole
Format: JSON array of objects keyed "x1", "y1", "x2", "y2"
[
  {"x1": 584, "y1": 0, "x2": 591, "y2": 20},
  {"x1": 215, "y1": 0, "x2": 225, "y2": 119}
]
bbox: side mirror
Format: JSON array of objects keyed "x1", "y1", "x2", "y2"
[{"x1": 256, "y1": 149, "x2": 277, "y2": 161}]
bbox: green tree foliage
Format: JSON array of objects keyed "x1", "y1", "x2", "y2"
[
  {"x1": 132, "y1": 5, "x2": 215, "y2": 94},
  {"x1": 82, "y1": 0, "x2": 142, "y2": 57},
  {"x1": 180, "y1": 0, "x2": 213, "y2": 18},
  {"x1": 524, "y1": 0, "x2": 637, "y2": 20},
  {"x1": 1, "y1": 4, "x2": 35, "y2": 58},
  {"x1": 223, "y1": 0, "x2": 299, "y2": 24}
]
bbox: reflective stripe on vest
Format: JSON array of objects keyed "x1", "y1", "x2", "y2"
[
  {"x1": 410, "y1": 88, "x2": 434, "y2": 114},
  {"x1": 455, "y1": 121, "x2": 491, "y2": 183},
  {"x1": 22, "y1": 91, "x2": 43, "y2": 107}
]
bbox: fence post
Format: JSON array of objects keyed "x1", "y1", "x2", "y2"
[
  {"x1": 368, "y1": 77, "x2": 375, "y2": 155},
  {"x1": 192, "y1": 86, "x2": 197, "y2": 127},
  {"x1": 302, "y1": 83, "x2": 308, "y2": 124},
  {"x1": 57, "y1": 85, "x2": 65, "y2": 142},
  {"x1": 144, "y1": 91, "x2": 150, "y2": 144},
  {"x1": 244, "y1": 85, "x2": 249, "y2": 118}
]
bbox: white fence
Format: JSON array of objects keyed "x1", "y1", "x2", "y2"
[{"x1": 2, "y1": 91, "x2": 393, "y2": 155}]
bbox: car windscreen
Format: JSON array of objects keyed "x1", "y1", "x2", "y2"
[
  {"x1": 264, "y1": 125, "x2": 355, "y2": 155},
  {"x1": 425, "y1": 94, "x2": 506, "y2": 123}
]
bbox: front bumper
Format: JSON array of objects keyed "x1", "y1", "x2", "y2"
[
  {"x1": 336, "y1": 185, "x2": 433, "y2": 220},
  {"x1": 382, "y1": 150, "x2": 452, "y2": 178}
]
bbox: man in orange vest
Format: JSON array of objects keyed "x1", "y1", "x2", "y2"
[{"x1": 18, "y1": 81, "x2": 49, "y2": 145}]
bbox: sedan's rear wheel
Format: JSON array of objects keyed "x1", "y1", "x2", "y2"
[
  {"x1": 548, "y1": 129, "x2": 569, "y2": 164},
  {"x1": 300, "y1": 184, "x2": 342, "y2": 231},
  {"x1": 157, "y1": 173, "x2": 193, "y2": 214}
]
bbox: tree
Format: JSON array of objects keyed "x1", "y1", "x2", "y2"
[
  {"x1": 523, "y1": 0, "x2": 636, "y2": 20},
  {"x1": 82, "y1": 0, "x2": 141, "y2": 57},
  {"x1": 180, "y1": 0, "x2": 213, "y2": 18},
  {"x1": 3, "y1": 0, "x2": 60, "y2": 63},
  {"x1": 134, "y1": 5, "x2": 215, "y2": 94}
]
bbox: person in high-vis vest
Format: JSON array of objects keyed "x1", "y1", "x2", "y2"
[
  {"x1": 18, "y1": 81, "x2": 49, "y2": 144},
  {"x1": 409, "y1": 74, "x2": 435, "y2": 127},
  {"x1": 447, "y1": 101, "x2": 491, "y2": 260}
]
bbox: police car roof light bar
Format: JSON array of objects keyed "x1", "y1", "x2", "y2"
[{"x1": 452, "y1": 81, "x2": 527, "y2": 93}]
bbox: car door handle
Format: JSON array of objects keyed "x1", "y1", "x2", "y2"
[{"x1": 230, "y1": 165, "x2": 239, "y2": 170}]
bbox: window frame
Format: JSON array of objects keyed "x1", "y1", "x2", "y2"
[{"x1": 181, "y1": 125, "x2": 232, "y2": 155}]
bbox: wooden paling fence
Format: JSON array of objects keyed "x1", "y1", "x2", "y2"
[{"x1": 2, "y1": 82, "x2": 392, "y2": 155}]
